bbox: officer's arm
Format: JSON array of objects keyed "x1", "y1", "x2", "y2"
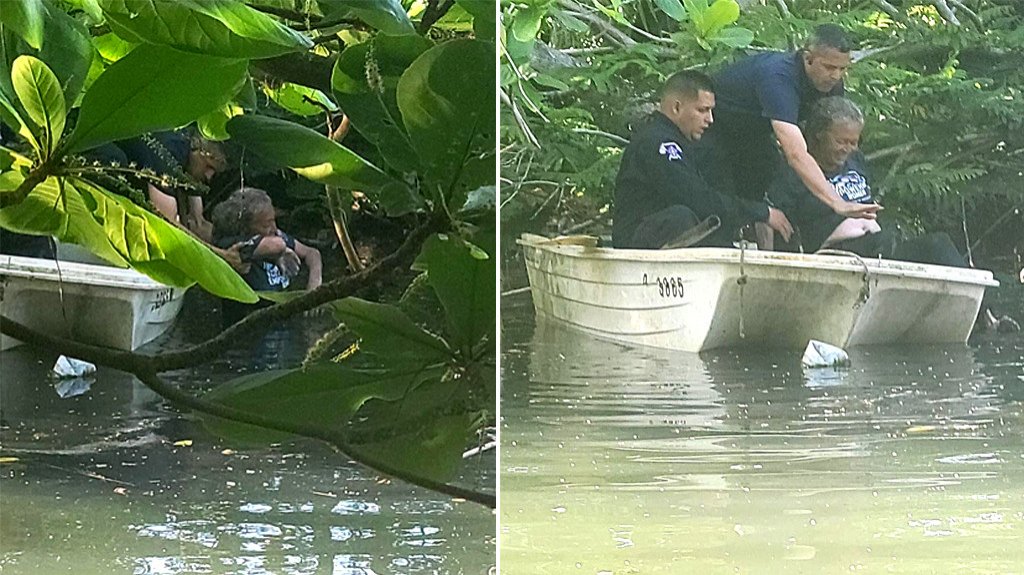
[{"x1": 771, "y1": 120, "x2": 880, "y2": 220}]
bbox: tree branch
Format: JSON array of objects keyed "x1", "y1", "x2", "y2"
[
  {"x1": 931, "y1": 0, "x2": 961, "y2": 25},
  {"x1": 249, "y1": 52, "x2": 336, "y2": 96},
  {"x1": 1, "y1": 216, "x2": 445, "y2": 373},
  {"x1": 557, "y1": 0, "x2": 637, "y2": 48},
  {"x1": 419, "y1": 0, "x2": 456, "y2": 33},
  {"x1": 869, "y1": 0, "x2": 902, "y2": 19},
  {"x1": 133, "y1": 369, "x2": 494, "y2": 507}
]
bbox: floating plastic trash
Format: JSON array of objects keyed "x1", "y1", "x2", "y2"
[
  {"x1": 54, "y1": 377, "x2": 93, "y2": 399},
  {"x1": 801, "y1": 340, "x2": 851, "y2": 368},
  {"x1": 51, "y1": 355, "x2": 97, "y2": 379}
]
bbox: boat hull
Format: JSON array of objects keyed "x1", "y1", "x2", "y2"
[
  {"x1": 519, "y1": 235, "x2": 998, "y2": 352},
  {"x1": 1, "y1": 255, "x2": 186, "y2": 351}
]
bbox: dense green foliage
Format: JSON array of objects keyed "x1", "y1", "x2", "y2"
[
  {"x1": 1, "y1": 0, "x2": 495, "y2": 496},
  {"x1": 501, "y1": 0, "x2": 1023, "y2": 265}
]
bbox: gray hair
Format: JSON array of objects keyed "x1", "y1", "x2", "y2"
[
  {"x1": 804, "y1": 96, "x2": 864, "y2": 143},
  {"x1": 211, "y1": 187, "x2": 274, "y2": 238}
]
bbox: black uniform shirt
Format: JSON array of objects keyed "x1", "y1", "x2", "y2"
[
  {"x1": 713, "y1": 51, "x2": 845, "y2": 141},
  {"x1": 612, "y1": 112, "x2": 769, "y2": 248}
]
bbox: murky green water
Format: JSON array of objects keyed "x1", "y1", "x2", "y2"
[
  {"x1": 1, "y1": 297, "x2": 494, "y2": 575},
  {"x1": 500, "y1": 281, "x2": 1024, "y2": 574}
]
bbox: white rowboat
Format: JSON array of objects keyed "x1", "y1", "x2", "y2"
[
  {"x1": 519, "y1": 234, "x2": 998, "y2": 352},
  {"x1": 1, "y1": 255, "x2": 186, "y2": 351}
]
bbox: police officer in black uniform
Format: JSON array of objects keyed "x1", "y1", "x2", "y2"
[{"x1": 612, "y1": 70, "x2": 793, "y2": 249}]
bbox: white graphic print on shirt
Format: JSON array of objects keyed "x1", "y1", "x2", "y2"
[
  {"x1": 830, "y1": 170, "x2": 871, "y2": 203},
  {"x1": 262, "y1": 261, "x2": 291, "y2": 289}
]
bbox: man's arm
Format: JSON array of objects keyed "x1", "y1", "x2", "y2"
[
  {"x1": 771, "y1": 120, "x2": 880, "y2": 220},
  {"x1": 293, "y1": 240, "x2": 322, "y2": 290}
]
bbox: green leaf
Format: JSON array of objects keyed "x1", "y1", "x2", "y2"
[
  {"x1": 66, "y1": 44, "x2": 247, "y2": 154},
  {"x1": 0, "y1": 0, "x2": 46, "y2": 49},
  {"x1": 263, "y1": 82, "x2": 337, "y2": 117},
  {"x1": 703, "y1": 0, "x2": 740, "y2": 36},
  {"x1": 329, "y1": 297, "x2": 452, "y2": 363},
  {"x1": 397, "y1": 39, "x2": 496, "y2": 207},
  {"x1": 201, "y1": 363, "x2": 444, "y2": 444},
  {"x1": 591, "y1": 0, "x2": 628, "y2": 26},
  {"x1": 0, "y1": 90, "x2": 41, "y2": 154},
  {"x1": 0, "y1": 2, "x2": 93, "y2": 107},
  {"x1": 712, "y1": 26, "x2": 754, "y2": 48},
  {"x1": 0, "y1": 176, "x2": 66, "y2": 235},
  {"x1": 196, "y1": 104, "x2": 243, "y2": 141},
  {"x1": 318, "y1": 0, "x2": 415, "y2": 36},
  {"x1": 682, "y1": 0, "x2": 708, "y2": 34},
  {"x1": 456, "y1": 0, "x2": 496, "y2": 40},
  {"x1": 331, "y1": 35, "x2": 433, "y2": 173},
  {"x1": 417, "y1": 233, "x2": 495, "y2": 354},
  {"x1": 654, "y1": 0, "x2": 687, "y2": 22},
  {"x1": 226, "y1": 114, "x2": 420, "y2": 215},
  {"x1": 11, "y1": 56, "x2": 65, "y2": 155},
  {"x1": 511, "y1": 5, "x2": 545, "y2": 43},
  {"x1": 93, "y1": 32, "x2": 136, "y2": 63},
  {"x1": 97, "y1": 0, "x2": 312, "y2": 58},
  {"x1": 353, "y1": 411, "x2": 481, "y2": 483}
]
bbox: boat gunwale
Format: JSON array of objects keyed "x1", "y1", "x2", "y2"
[
  {"x1": 519, "y1": 237, "x2": 1000, "y2": 288},
  {"x1": 0, "y1": 255, "x2": 175, "y2": 292}
]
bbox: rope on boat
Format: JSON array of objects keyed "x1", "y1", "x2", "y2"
[
  {"x1": 737, "y1": 238, "x2": 747, "y2": 339},
  {"x1": 815, "y1": 248, "x2": 872, "y2": 307}
]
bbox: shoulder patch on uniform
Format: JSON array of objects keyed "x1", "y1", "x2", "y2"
[{"x1": 659, "y1": 141, "x2": 683, "y2": 161}]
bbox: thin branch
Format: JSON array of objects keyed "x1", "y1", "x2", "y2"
[
  {"x1": 773, "y1": 0, "x2": 793, "y2": 19},
  {"x1": 865, "y1": 142, "x2": 919, "y2": 162},
  {"x1": 1, "y1": 217, "x2": 445, "y2": 373},
  {"x1": 419, "y1": 0, "x2": 457, "y2": 33},
  {"x1": 571, "y1": 128, "x2": 629, "y2": 146},
  {"x1": 132, "y1": 369, "x2": 494, "y2": 508},
  {"x1": 557, "y1": 0, "x2": 637, "y2": 48},
  {"x1": 931, "y1": 0, "x2": 961, "y2": 25},
  {"x1": 869, "y1": 0, "x2": 902, "y2": 19},
  {"x1": 947, "y1": 0, "x2": 983, "y2": 27}
]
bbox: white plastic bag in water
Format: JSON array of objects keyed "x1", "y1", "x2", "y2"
[
  {"x1": 801, "y1": 340, "x2": 850, "y2": 368},
  {"x1": 51, "y1": 355, "x2": 97, "y2": 378}
]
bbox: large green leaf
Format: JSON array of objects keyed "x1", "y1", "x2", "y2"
[
  {"x1": 455, "y1": 0, "x2": 495, "y2": 40},
  {"x1": 206, "y1": 364, "x2": 442, "y2": 420},
  {"x1": 98, "y1": 0, "x2": 312, "y2": 58},
  {"x1": 65, "y1": 44, "x2": 247, "y2": 154},
  {"x1": 331, "y1": 35, "x2": 433, "y2": 172},
  {"x1": 226, "y1": 114, "x2": 421, "y2": 215},
  {"x1": 0, "y1": 176, "x2": 67, "y2": 235},
  {"x1": 329, "y1": 297, "x2": 452, "y2": 364},
  {"x1": 10, "y1": 56, "x2": 65, "y2": 155},
  {"x1": 0, "y1": 2, "x2": 92, "y2": 106},
  {"x1": 0, "y1": 0, "x2": 46, "y2": 49},
  {"x1": 262, "y1": 82, "x2": 337, "y2": 117},
  {"x1": 353, "y1": 411, "x2": 482, "y2": 483},
  {"x1": 702, "y1": 0, "x2": 739, "y2": 36},
  {"x1": 397, "y1": 39, "x2": 495, "y2": 207},
  {"x1": 712, "y1": 26, "x2": 754, "y2": 48},
  {"x1": 0, "y1": 177, "x2": 256, "y2": 301},
  {"x1": 318, "y1": 0, "x2": 414, "y2": 36},
  {"x1": 416, "y1": 233, "x2": 495, "y2": 354},
  {"x1": 654, "y1": 0, "x2": 687, "y2": 22},
  {"x1": 511, "y1": 5, "x2": 545, "y2": 43},
  {"x1": 0, "y1": 87, "x2": 41, "y2": 154}
]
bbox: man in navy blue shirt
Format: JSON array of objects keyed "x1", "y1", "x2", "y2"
[
  {"x1": 613, "y1": 71, "x2": 792, "y2": 249},
  {"x1": 708, "y1": 24, "x2": 880, "y2": 247}
]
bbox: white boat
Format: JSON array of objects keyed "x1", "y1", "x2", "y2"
[
  {"x1": 1, "y1": 254, "x2": 186, "y2": 351},
  {"x1": 518, "y1": 233, "x2": 999, "y2": 352}
]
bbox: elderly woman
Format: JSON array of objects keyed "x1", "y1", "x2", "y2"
[{"x1": 768, "y1": 96, "x2": 966, "y2": 266}]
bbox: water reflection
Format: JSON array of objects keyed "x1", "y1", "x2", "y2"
[
  {"x1": 1, "y1": 304, "x2": 493, "y2": 575},
  {"x1": 502, "y1": 304, "x2": 1024, "y2": 574}
]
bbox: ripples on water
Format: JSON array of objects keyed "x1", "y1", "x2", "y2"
[
  {"x1": 0, "y1": 294, "x2": 494, "y2": 575},
  {"x1": 501, "y1": 284, "x2": 1024, "y2": 574}
]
